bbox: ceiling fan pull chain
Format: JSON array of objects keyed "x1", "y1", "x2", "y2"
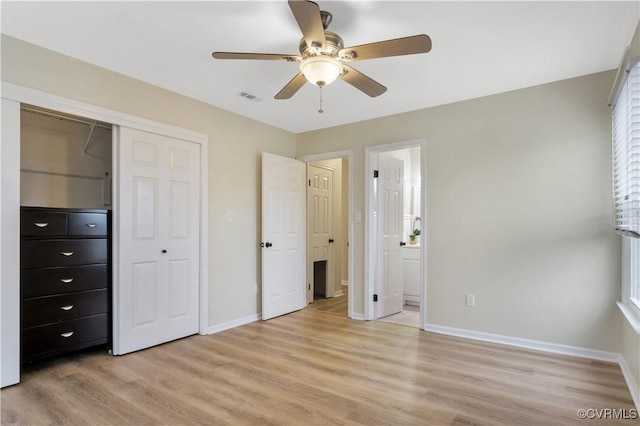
[{"x1": 318, "y1": 85, "x2": 324, "y2": 114}]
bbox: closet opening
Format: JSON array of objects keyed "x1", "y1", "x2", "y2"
[{"x1": 19, "y1": 103, "x2": 114, "y2": 364}]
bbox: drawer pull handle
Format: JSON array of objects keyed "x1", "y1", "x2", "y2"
[
  {"x1": 61, "y1": 251, "x2": 74, "y2": 257},
  {"x1": 34, "y1": 222, "x2": 49, "y2": 228},
  {"x1": 60, "y1": 278, "x2": 74, "y2": 283},
  {"x1": 60, "y1": 305, "x2": 74, "y2": 311},
  {"x1": 60, "y1": 332, "x2": 74, "y2": 338},
  {"x1": 85, "y1": 223, "x2": 97, "y2": 228}
]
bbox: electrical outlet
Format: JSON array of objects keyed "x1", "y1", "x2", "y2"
[
  {"x1": 227, "y1": 288, "x2": 234, "y2": 299},
  {"x1": 466, "y1": 294, "x2": 475, "y2": 307}
]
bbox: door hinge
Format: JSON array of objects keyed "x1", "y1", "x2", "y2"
[
  {"x1": 308, "y1": 179, "x2": 311, "y2": 186},
  {"x1": 373, "y1": 170, "x2": 379, "y2": 178},
  {"x1": 308, "y1": 283, "x2": 311, "y2": 290},
  {"x1": 373, "y1": 294, "x2": 378, "y2": 302}
]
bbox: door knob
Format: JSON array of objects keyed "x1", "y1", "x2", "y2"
[
  {"x1": 400, "y1": 241, "x2": 406, "y2": 246},
  {"x1": 265, "y1": 242, "x2": 273, "y2": 248},
  {"x1": 162, "y1": 249, "x2": 167, "y2": 253},
  {"x1": 328, "y1": 239, "x2": 334, "y2": 243}
]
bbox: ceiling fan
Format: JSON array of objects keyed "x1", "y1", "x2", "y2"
[{"x1": 212, "y1": 0, "x2": 432, "y2": 110}]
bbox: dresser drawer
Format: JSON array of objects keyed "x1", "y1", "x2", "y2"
[
  {"x1": 21, "y1": 211, "x2": 67, "y2": 237},
  {"x1": 21, "y1": 239, "x2": 107, "y2": 269},
  {"x1": 21, "y1": 264, "x2": 108, "y2": 298},
  {"x1": 68, "y1": 213, "x2": 108, "y2": 236},
  {"x1": 22, "y1": 289, "x2": 108, "y2": 328},
  {"x1": 22, "y1": 314, "x2": 108, "y2": 358}
]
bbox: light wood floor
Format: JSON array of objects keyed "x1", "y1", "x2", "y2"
[
  {"x1": 378, "y1": 304, "x2": 421, "y2": 328},
  {"x1": 305, "y1": 285, "x2": 348, "y2": 316},
  {"x1": 307, "y1": 286, "x2": 421, "y2": 329},
  {"x1": 1, "y1": 308, "x2": 635, "y2": 425}
]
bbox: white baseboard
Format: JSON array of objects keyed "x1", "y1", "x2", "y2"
[
  {"x1": 207, "y1": 313, "x2": 260, "y2": 334},
  {"x1": 424, "y1": 323, "x2": 619, "y2": 361},
  {"x1": 334, "y1": 289, "x2": 344, "y2": 297},
  {"x1": 350, "y1": 312, "x2": 365, "y2": 320},
  {"x1": 424, "y1": 323, "x2": 639, "y2": 410},
  {"x1": 341, "y1": 280, "x2": 349, "y2": 287}
]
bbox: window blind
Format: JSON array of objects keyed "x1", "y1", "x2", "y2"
[{"x1": 612, "y1": 60, "x2": 640, "y2": 239}]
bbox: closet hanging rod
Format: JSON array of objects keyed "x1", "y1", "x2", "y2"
[{"x1": 20, "y1": 105, "x2": 112, "y2": 131}]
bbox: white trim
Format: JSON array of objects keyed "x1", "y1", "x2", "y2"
[
  {"x1": 334, "y1": 289, "x2": 344, "y2": 297},
  {"x1": 341, "y1": 280, "x2": 349, "y2": 287},
  {"x1": 297, "y1": 150, "x2": 352, "y2": 163},
  {"x1": 199, "y1": 137, "x2": 209, "y2": 335},
  {"x1": 0, "y1": 82, "x2": 210, "y2": 368},
  {"x1": 111, "y1": 127, "x2": 122, "y2": 355},
  {"x1": 350, "y1": 312, "x2": 366, "y2": 321},
  {"x1": 424, "y1": 323, "x2": 639, "y2": 410},
  {"x1": 207, "y1": 314, "x2": 260, "y2": 334},
  {"x1": 1, "y1": 99, "x2": 21, "y2": 388},
  {"x1": 1, "y1": 82, "x2": 206, "y2": 144},
  {"x1": 365, "y1": 139, "x2": 427, "y2": 326},
  {"x1": 298, "y1": 149, "x2": 355, "y2": 321},
  {"x1": 424, "y1": 323, "x2": 620, "y2": 361},
  {"x1": 617, "y1": 301, "x2": 640, "y2": 335}
]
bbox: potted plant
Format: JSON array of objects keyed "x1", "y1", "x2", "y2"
[{"x1": 409, "y1": 216, "x2": 421, "y2": 245}]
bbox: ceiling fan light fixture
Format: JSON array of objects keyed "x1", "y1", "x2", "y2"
[{"x1": 299, "y1": 56, "x2": 342, "y2": 87}]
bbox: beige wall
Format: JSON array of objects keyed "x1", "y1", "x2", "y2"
[
  {"x1": 2, "y1": 35, "x2": 637, "y2": 391},
  {"x1": 1, "y1": 35, "x2": 297, "y2": 327},
  {"x1": 297, "y1": 71, "x2": 626, "y2": 354}
]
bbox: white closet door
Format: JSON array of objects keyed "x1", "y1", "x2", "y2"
[{"x1": 115, "y1": 127, "x2": 200, "y2": 355}]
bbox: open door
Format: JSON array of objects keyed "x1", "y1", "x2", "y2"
[
  {"x1": 261, "y1": 152, "x2": 306, "y2": 320},
  {"x1": 375, "y1": 153, "x2": 404, "y2": 318},
  {"x1": 307, "y1": 163, "x2": 334, "y2": 302}
]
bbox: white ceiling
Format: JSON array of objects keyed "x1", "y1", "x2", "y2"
[{"x1": 2, "y1": 1, "x2": 638, "y2": 133}]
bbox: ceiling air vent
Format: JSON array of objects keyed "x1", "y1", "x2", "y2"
[{"x1": 239, "y1": 92, "x2": 261, "y2": 101}]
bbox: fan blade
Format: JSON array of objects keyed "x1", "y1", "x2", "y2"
[
  {"x1": 275, "y1": 72, "x2": 308, "y2": 99},
  {"x1": 212, "y1": 52, "x2": 301, "y2": 62},
  {"x1": 339, "y1": 34, "x2": 432, "y2": 61},
  {"x1": 339, "y1": 64, "x2": 387, "y2": 97},
  {"x1": 288, "y1": 0, "x2": 326, "y2": 49}
]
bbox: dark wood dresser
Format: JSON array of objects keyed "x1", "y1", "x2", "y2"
[{"x1": 20, "y1": 207, "x2": 111, "y2": 362}]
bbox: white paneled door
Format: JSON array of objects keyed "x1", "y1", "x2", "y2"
[
  {"x1": 307, "y1": 164, "x2": 334, "y2": 302},
  {"x1": 262, "y1": 152, "x2": 306, "y2": 320},
  {"x1": 376, "y1": 154, "x2": 404, "y2": 318},
  {"x1": 115, "y1": 127, "x2": 200, "y2": 355}
]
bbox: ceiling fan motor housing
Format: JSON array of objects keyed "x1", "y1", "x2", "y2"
[{"x1": 299, "y1": 31, "x2": 344, "y2": 59}]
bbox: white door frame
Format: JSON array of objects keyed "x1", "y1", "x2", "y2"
[
  {"x1": 365, "y1": 139, "x2": 427, "y2": 328},
  {"x1": 0, "y1": 83, "x2": 209, "y2": 385},
  {"x1": 298, "y1": 150, "x2": 354, "y2": 319}
]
